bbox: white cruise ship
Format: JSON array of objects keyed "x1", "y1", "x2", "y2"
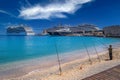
[{"x1": 6, "y1": 25, "x2": 35, "y2": 36}]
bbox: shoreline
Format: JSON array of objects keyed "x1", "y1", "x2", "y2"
[
  {"x1": 0, "y1": 46, "x2": 106, "y2": 80},
  {"x1": 0, "y1": 51, "x2": 107, "y2": 80},
  {"x1": 8, "y1": 48, "x2": 120, "y2": 80},
  {"x1": 0, "y1": 45, "x2": 119, "y2": 80}
]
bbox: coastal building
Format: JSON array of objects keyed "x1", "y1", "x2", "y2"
[
  {"x1": 93, "y1": 30, "x2": 104, "y2": 37},
  {"x1": 6, "y1": 24, "x2": 35, "y2": 36},
  {"x1": 44, "y1": 24, "x2": 103, "y2": 36},
  {"x1": 103, "y1": 25, "x2": 120, "y2": 37}
]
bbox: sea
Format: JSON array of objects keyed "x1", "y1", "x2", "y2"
[{"x1": 0, "y1": 36, "x2": 120, "y2": 79}]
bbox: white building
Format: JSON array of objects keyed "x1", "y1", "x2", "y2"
[{"x1": 103, "y1": 25, "x2": 120, "y2": 37}]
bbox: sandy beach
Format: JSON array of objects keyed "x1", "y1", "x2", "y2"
[
  {"x1": 6, "y1": 48, "x2": 120, "y2": 80},
  {"x1": 1, "y1": 0, "x2": 120, "y2": 79}
]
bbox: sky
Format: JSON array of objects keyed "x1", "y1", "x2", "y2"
[{"x1": 0, "y1": 0, "x2": 120, "y2": 34}]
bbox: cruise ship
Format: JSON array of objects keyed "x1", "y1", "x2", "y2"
[
  {"x1": 47, "y1": 27, "x2": 73, "y2": 36},
  {"x1": 44, "y1": 24, "x2": 103, "y2": 36},
  {"x1": 6, "y1": 25, "x2": 35, "y2": 36}
]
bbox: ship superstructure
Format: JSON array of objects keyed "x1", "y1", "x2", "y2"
[{"x1": 6, "y1": 24, "x2": 35, "y2": 36}]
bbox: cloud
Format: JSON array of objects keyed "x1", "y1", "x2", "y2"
[
  {"x1": 19, "y1": 0, "x2": 93, "y2": 20},
  {"x1": 0, "y1": 10, "x2": 16, "y2": 18}
]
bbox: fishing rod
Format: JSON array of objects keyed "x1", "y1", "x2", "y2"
[
  {"x1": 93, "y1": 41, "x2": 101, "y2": 62},
  {"x1": 112, "y1": 44, "x2": 120, "y2": 47},
  {"x1": 82, "y1": 38, "x2": 92, "y2": 65},
  {"x1": 112, "y1": 43, "x2": 120, "y2": 47},
  {"x1": 54, "y1": 39, "x2": 62, "y2": 75},
  {"x1": 94, "y1": 39, "x2": 108, "y2": 49},
  {"x1": 95, "y1": 38, "x2": 120, "y2": 51}
]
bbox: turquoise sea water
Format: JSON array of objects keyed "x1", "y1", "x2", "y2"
[
  {"x1": 0, "y1": 36, "x2": 120, "y2": 64},
  {"x1": 1, "y1": 36, "x2": 120, "y2": 79}
]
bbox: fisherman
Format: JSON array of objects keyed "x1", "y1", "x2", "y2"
[{"x1": 108, "y1": 45, "x2": 113, "y2": 60}]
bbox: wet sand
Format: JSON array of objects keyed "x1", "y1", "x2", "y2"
[
  {"x1": 0, "y1": 49, "x2": 94, "y2": 80},
  {"x1": 5, "y1": 48, "x2": 120, "y2": 80}
]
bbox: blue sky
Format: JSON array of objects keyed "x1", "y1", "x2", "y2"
[{"x1": 0, "y1": 0, "x2": 120, "y2": 34}]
